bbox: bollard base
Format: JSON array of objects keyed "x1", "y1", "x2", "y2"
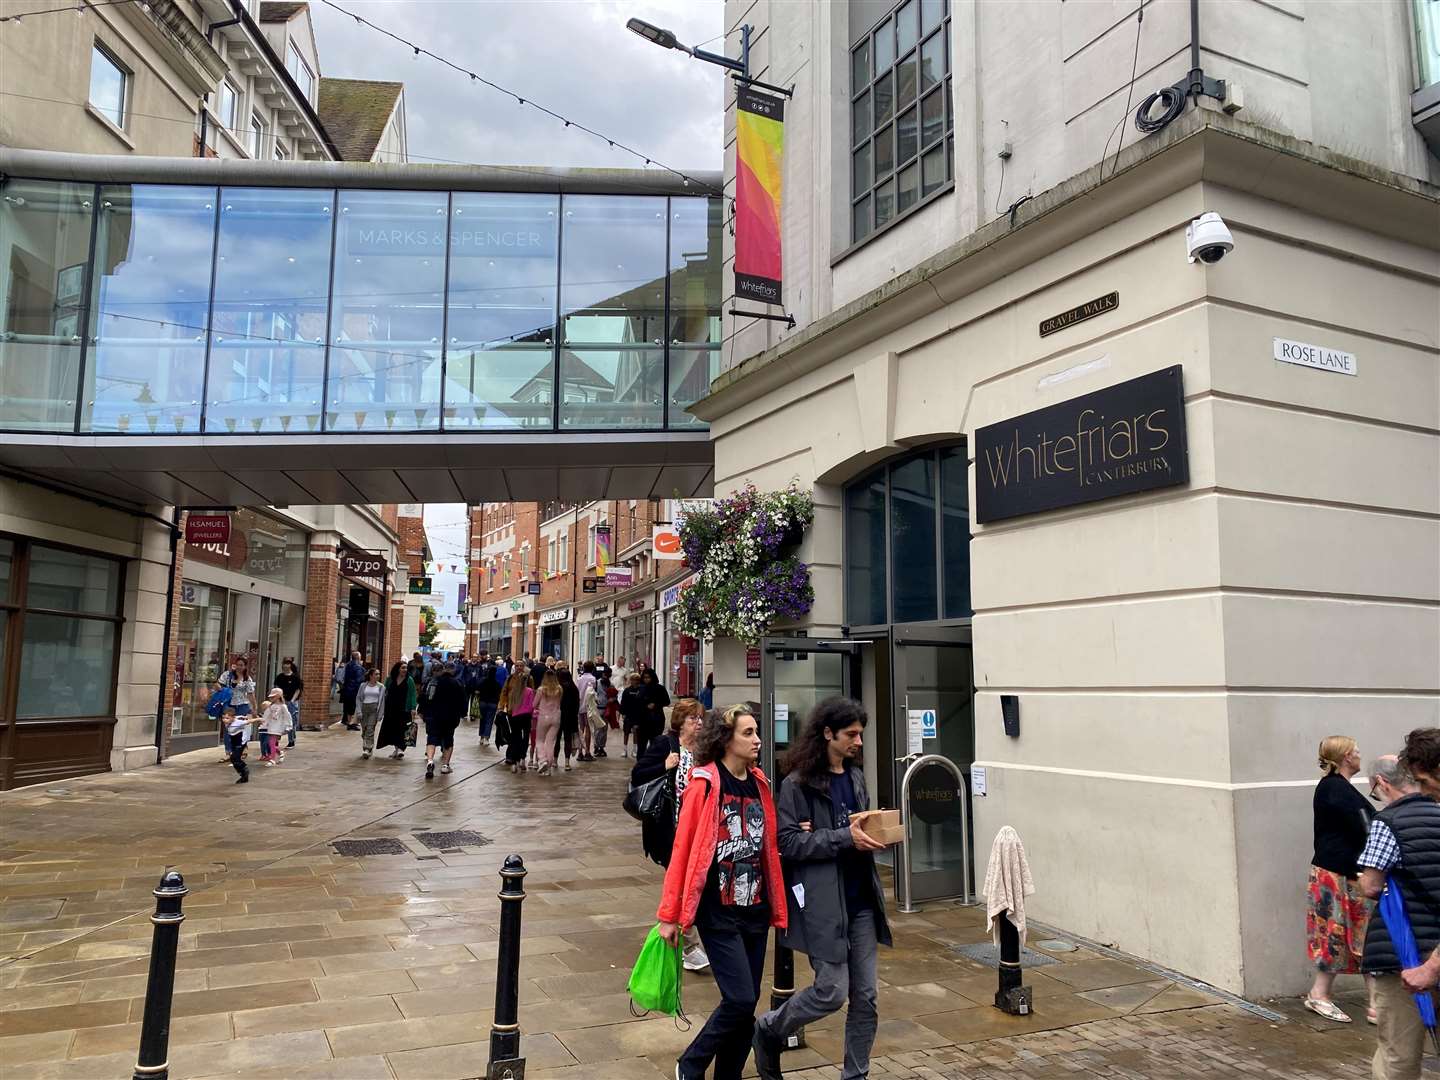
[
  {"x1": 486, "y1": 1057, "x2": 525, "y2": 1080},
  {"x1": 995, "y1": 985, "x2": 1033, "y2": 1016}
]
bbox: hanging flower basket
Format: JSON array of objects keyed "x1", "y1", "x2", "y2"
[{"x1": 674, "y1": 483, "x2": 815, "y2": 645}]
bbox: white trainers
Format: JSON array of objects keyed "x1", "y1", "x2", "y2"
[{"x1": 682, "y1": 945, "x2": 711, "y2": 971}]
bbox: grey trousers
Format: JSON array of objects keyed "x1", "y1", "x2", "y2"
[
  {"x1": 359, "y1": 702, "x2": 380, "y2": 752},
  {"x1": 760, "y1": 907, "x2": 879, "y2": 1080}
]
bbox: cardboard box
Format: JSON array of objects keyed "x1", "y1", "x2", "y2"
[{"x1": 853, "y1": 808, "x2": 905, "y2": 846}]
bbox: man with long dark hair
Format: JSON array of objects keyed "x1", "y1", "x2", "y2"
[{"x1": 752, "y1": 697, "x2": 891, "y2": 1080}]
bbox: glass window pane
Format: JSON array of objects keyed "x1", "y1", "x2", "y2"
[
  {"x1": 852, "y1": 195, "x2": 871, "y2": 242},
  {"x1": 874, "y1": 18, "x2": 895, "y2": 72},
  {"x1": 874, "y1": 70, "x2": 894, "y2": 126},
  {"x1": 560, "y1": 196, "x2": 666, "y2": 345},
  {"x1": 941, "y1": 446, "x2": 971, "y2": 617},
  {"x1": 0, "y1": 611, "x2": 6, "y2": 705},
  {"x1": 668, "y1": 346, "x2": 717, "y2": 429},
  {"x1": 891, "y1": 454, "x2": 937, "y2": 622},
  {"x1": 446, "y1": 191, "x2": 558, "y2": 344},
  {"x1": 897, "y1": 52, "x2": 917, "y2": 108},
  {"x1": 851, "y1": 39, "x2": 870, "y2": 88},
  {"x1": 328, "y1": 190, "x2": 446, "y2": 431},
  {"x1": 875, "y1": 178, "x2": 896, "y2": 228},
  {"x1": 443, "y1": 345, "x2": 553, "y2": 430},
  {"x1": 86, "y1": 185, "x2": 215, "y2": 433},
  {"x1": 89, "y1": 45, "x2": 125, "y2": 126},
  {"x1": 206, "y1": 188, "x2": 332, "y2": 434},
  {"x1": 560, "y1": 346, "x2": 663, "y2": 429},
  {"x1": 920, "y1": 31, "x2": 944, "y2": 91},
  {"x1": 0, "y1": 179, "x2": 92, "y2": 431},
  {"x1": 845, "y1": 470, "x2": 887, "y2": 626},
  {"x1": 852, "y1": 142, "x2": 872, "y2": 196},
  {"x1": 897, "y1": 162, "x2": 919, "y2": 213},
  {"x1": 922, "y1": 144, "x2": 948, "y2": 196},
  {"x1": 852, "y1": 89, "x2": 871, "y2": 143},
  {"x1": 897, "y1": 0, "x2": 919, "y2": 54},
  {"x1": 17, "y1": 615, "x2": 116, "y2": 719},
  {"x1": 668, "y1": 197, "x2": 722, "y2": 344},
  {"x1": 27, "y1": 545, "x2": 120, "y2": 613},
  {"x1": 921, "y1": 0, "x2": 944, "y2": 34},
  {"x1": 948, "y1": 134, "x2": 955, "y2": 180},
  {"x1": 898, "y1": 107, "x2": 918, "y2": 165},
  {"x1": 874, "y1": 123, "x2": 894, "y2": 177},
  {"x1": 0, "y1": 537, "x2": 11, "y2": 596},
  {"x1": 922, "y1": 87, "x2": 945, "y2": 148}
]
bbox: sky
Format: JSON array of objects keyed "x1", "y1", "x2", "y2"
[{"x1": 317, "y1": 0, "x2": 727, "y2": 624}]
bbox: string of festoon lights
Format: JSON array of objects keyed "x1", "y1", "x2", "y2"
[
  {"x1": 315, "y1": 0, "x2": 728, "y2": 203},
  {"x1": 0, "y1": 0, "x2": 141, "y2": 22}
]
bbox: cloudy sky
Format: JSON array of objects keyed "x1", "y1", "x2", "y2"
[
  {"x1": 316, "y1": 0, "x2": 725, "y2": 631},
  {"x1": 312, "y1": 0, "x2": 725, "y2": 173}
]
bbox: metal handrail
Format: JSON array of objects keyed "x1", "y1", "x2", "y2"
[{"x1": 896, "y1": 752, "x2": 970, "y2": 914}]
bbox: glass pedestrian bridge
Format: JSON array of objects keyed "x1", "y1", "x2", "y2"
[{"x1": 0, "y1": 150, "x2": 721, "y2": 505}]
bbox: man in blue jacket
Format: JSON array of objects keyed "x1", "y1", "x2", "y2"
[{"x1": 336, "y1": 650, "x2": 365, "y2": 731}]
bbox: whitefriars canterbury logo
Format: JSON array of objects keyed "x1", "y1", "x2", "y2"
[{"x1": 974, "y1": 366, "x2": 1189, "y2": 524}]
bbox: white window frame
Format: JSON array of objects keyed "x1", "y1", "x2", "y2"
[
  {"x1": 88, "y1": 41, "x2": 128, "y2": 128},
  {"x1": 248, "y1": 111, "x2": 266, "y2": 158},
  {"x1": 217, "y1": 80, "x2": 238, "y2": 135},
  {"x1": 274, "y1": 139, "x2": 289, "y2": 160},
  {"x1": 287, "y1": 40, "x2": 314, "y2": 101}
]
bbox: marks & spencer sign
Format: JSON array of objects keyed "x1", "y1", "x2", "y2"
[{"x1": 975, "y1": 366, "x2": 1188, "y2": 524}]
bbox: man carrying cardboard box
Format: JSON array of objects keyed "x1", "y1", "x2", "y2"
[{"x1": 752, "y1": 697, "x2": 894, "y2": 1080}]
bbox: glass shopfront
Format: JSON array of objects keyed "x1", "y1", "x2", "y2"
[
  {"x1": 0, "y1": 535, "x2": 125, "y2": 789},
  {"x1": 620, "y1": 608, "x2": 653, "y2": 670},
  {"x1": 474, "y1": 616, "x2": 513, "y2": 658},
  {"x1": 539, "y1": 612, "x2": 568, "y2": 660}
]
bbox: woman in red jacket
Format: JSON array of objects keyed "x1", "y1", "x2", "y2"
[{"x1": 656, "y1": 703, "x2": 787, "y2": 1080}]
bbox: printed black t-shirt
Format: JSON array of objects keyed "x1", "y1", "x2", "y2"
[
  {"x1": 697, "y1": 763, "x2": 771, "y2": 930},
  {"x1": 828, "y1": 768, "x2": 875, "y2": 914}
]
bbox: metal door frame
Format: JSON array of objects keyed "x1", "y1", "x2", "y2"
[
  {"x1": 890, "y1": 623, "x2": 975, "y2": 906},
  {"x1": 758, "y1": 635, "x2": 863, "y2": 779}
]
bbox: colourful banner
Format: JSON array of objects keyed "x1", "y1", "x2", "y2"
[
  {"x1": 735, "y1": 86, "x2": 785, "y2": 305},
  {"x1": 595, "y1": 524, "x2": 611, "y2": 576}
]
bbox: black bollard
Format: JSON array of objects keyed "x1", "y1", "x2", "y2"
[
  {"x1": 769, "y1": 937, "x2": 806, "y2": 1050},
  {"x1": 132, "y1": 870, "x2": 187, "y2": 1080},
  {"x1": 993, "y1": 915, "x2": 1031, "y2": 1015},
  {"x1": 486, "y1": 854, "x2": 527, "y2": 1079}
]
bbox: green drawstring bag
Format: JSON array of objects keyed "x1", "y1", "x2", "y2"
[{"x1": 627, "y1": 926, "x2": 687, "y2": 1024}]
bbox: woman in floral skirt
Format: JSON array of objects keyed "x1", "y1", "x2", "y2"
[{"x1": 1305, "y1": 735, "x2": 1375, "y2": 1023}]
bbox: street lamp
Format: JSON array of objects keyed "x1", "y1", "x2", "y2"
[{"x1": 626, "y1": 16, "x2": 749, "y2": 77}]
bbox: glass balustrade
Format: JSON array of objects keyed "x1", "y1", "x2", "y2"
[{"x1": 0, "y1": 178, "x2": 723, "y2": 434}]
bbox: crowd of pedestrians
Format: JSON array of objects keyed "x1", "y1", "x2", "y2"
[{"x1": 1306, "y1": 727, "x2": 1440, "y2": 1080}]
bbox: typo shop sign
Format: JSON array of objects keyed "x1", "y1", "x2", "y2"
[
  {"x1": 339, "y1": 546, "x2": 387, "y2": 583},
  {"x1": 975, "y1": 366, "x2": 1188, "y2": 524}
]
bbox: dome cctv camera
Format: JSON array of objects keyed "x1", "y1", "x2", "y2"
[{"x1": 1186, "y1": 212, "x2": 1234, "y2": 264}]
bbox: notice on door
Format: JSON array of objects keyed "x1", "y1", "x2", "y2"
[
  {"x1": 907, "y1": 709, "x2": 928, "y2": 754},
  {"x1": 971, "y1": 764, "x2": 987, "y2": 797},
  {"x1": 774, "y1": 702, "x2": 789, "y2": 744}
]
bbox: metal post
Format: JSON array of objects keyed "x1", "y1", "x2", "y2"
[
  {"x1": 487, "y1": 854, "x2": 527, "y2": 1079},
  {"x1": 132, "y1": 870, "x2": 187, "y2": 1080},
  {"x1": 993, "y1": 914, "x2": 1031, "y2": 1015},
  {"x1": 769, "y1": 936, "x2": 806, "y2": 1049}
]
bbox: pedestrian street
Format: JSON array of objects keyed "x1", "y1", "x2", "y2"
[{"x1": 0, "y1": 728, "x2": 1384, "y2": 1078}]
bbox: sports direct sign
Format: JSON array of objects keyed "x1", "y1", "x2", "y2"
[{"x1": 652, "y1": 524, "x2": 683, "y2": 560}]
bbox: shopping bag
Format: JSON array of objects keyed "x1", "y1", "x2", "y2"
[
  {"x1": 404, "y1": 718, "x2": 418, "y2": 748},
  {"x1": 627, "y1": 925, "x2": 685, "y2": 1019},
  {"x1": 493, "y1": 710, "x2": 511, "y2": 748}
]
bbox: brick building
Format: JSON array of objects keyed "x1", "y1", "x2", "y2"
[{"x1": 465, "y1": 499, "x2": 705, "y2": 695}]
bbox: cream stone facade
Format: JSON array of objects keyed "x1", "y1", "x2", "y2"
[{"x1": 699, "y1": 0, "x2": 1440, "y2": 999}]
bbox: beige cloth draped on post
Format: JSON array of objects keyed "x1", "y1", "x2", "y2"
[{"x1": 983, "y1": 825, "x2": 1035, "y2": 947}]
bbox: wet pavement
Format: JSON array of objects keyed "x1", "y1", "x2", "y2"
[{"x1": 0, "y1": 725, "x2": 1388, "y2": 1078}]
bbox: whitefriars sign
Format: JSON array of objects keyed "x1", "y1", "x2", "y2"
[{"x1": 1273, "y1": 337, "x2": 1357, "y2": 377}]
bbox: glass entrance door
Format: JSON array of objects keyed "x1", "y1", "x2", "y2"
[
  {"x1": 892, "y1": 624, "x2": 974, "y2": 902},
  {"x1": 758, "y1": 636, "x2": 861, "y2": 779}
]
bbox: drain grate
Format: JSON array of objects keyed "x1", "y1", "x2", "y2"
[
  {"x1": 951, "y1": 942, "x2": 1058, "y2": 969},
  {"x1": 332, "y1": 838, "x2": 409, "y2": 857},
  {"x1": 413, "y1": 830, "x2": 490, "y2": 850}
]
